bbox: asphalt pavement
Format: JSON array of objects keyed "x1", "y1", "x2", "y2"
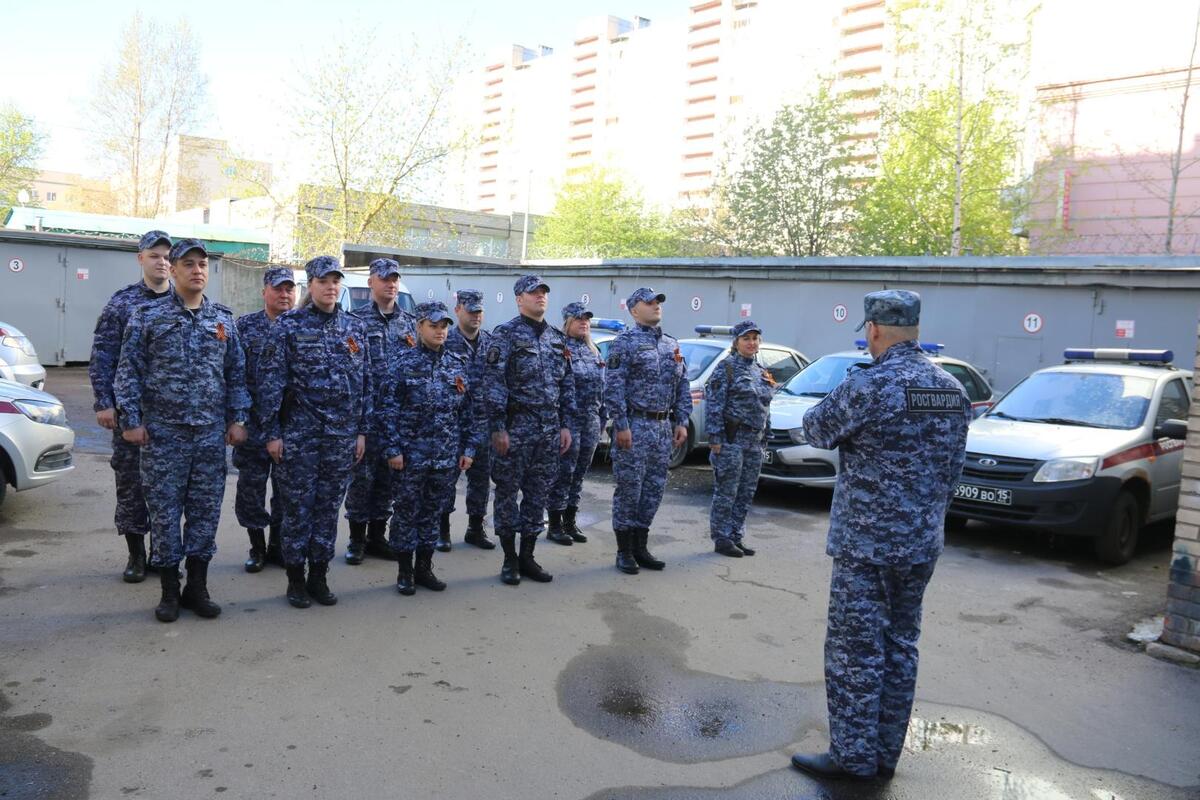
[{"x1": 1, "y1": 367, "x2": 1197, "y2": 799}]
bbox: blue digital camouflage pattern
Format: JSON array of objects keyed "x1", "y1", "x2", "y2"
[
  {"x1": 382, "y1": 341, "x2": 480, "y2": 550},
  {"x1": 263, "y1": 266, "x2": 295, "y2": 286},
  {"x1": 549, "y1": 336, "x2": 606, "y2": 511},
  {"x1": 602, "y1": 323, "x2": 692, "y2": 531},
  {"x1": 456, "y1": 289, "x2": 484, "y2": 312},
  {"x1": 232, "y1": 310, "x2": 282, "y2": 531},
  {"x1": 855, "y1": 289, "x2": 921, "y2": 331},
  {"x1": 483, "y1": 315, "x2": 575, "y2": 536},
  {"x1": 368, "y1": 257, "x2": 402, "y2": 278},
  {"x1": 512, "y1": 274, "x2": 550, "y2": 295},
  {"x1": 704, "y1": 352, "x2": 775, "y2": 543},
  {"x1": 137, "y1": 230, "x2": 171, "y2": 251},
  {"x1": 626, "y1": 287, "x2": 666, "y2": 308},
  {"x1": 561, "y1": 301, "x2": 593, "y2": 320},
  {"x1": 141, "y1": 421, "x2": 228, "y2": 566},
  {"x1": 168, "y1": 238, "x2": 207, "y2": 261},
  {"x1": 305, "y1": 255, "x2": 343, "y2": 280},
  {"x1": 730, "y1": 319, "x2": 761, "y2": 337},
  {"x1": 442, "y1": 324, "x2": 494, "y2": 517}
]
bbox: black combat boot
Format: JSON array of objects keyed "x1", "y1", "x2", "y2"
[
  {"x1": 614, "y1": 530, "x2": 640, "y2": 575},
  {"x1": 714, "y1": 538, "x2": 743, "y2": 558},
  {"x1": 464, "y1": 514, "x2": 495, "y2": 549},
  {"x1": 734, "y1": 540, "x2": 756, "y2": 556},
  {"x1": 396, "y1": 551, "x2": 416, "y2": 596},
  {"x1": 305, "y1": 561, "x2": 338, "y2": 606},
  {"x1": 122, "y1": 533, "x2": 147, "y2": 583},
  {"x1": 518, "y1": 534, "x2": 553, "y2": 583},
  {"x1": 414, "y1": 549, "x2": 447, "y2": 591},
  {"x1": 563, "y1": 506, "x2": 587, "y2": 543},
  {"x1": 498, "y1": 534, "x2": 520, "y2": 586},
  {"x1": 179, "y1": 557, "x2": 222, "y2": 618},
  {"x1": 155, "y1": 565, "x2": 181, "y2": 623},
  {"x1": 345, "y1": 521, "x2": 367, "y2": 565},
  {"x1": 285, "y1": 564, "x2": 311, "y2": 609},
  {"x1": 244, "y1": 528, "x2": 266, "y2": 573},
  {"x1": 632, "y1": 528, "x2": 665, "y2": 570},
  {"x1": 145, "y1": 536, "x2": 160, "y2": 575},
  {"x1": 546, "y1": 509, "x2": 573, "y2": 546},
  {"x1": 436, "y1": 513, "x2": 452, "y2": 552},
  {"x1": 365, "y1": 520, "x2": 395, "y2": 561},
  {"x1": 265, "y1": 523, "x2": 284, "y2": 567}
]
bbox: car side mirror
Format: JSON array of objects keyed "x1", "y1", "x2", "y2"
[{"x1": 1154, "y1": 419, "x2": 1188, "y2": 440}]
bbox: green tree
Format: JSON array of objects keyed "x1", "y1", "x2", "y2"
[
  {"x1": 0, "y1": 106, "x2": 43, "y2": 213},
  {"x1": 532, "y1": 169, "x2": 688, "y2": 259}
]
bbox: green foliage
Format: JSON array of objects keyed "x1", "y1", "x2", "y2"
[{"x1": 0, "y1": 106, "x2": 43, "y2": 210}]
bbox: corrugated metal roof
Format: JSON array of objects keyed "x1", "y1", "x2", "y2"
[{"x1": 3, "y1": 207, "x2": 268, "y2": 244}]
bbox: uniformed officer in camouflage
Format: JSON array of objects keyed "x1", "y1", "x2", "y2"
[
  {"x1": 383, "y1": 301, "x2": 481, "y2": 595},
  {"x1": 89, "y1": 229, "x2": 173, "y2": 583},
  {"x1": 440, "y1": 289, "x2": 496, "y2": 551},
  {"x1": 603, "y1": 288, "x2": 692, "y2": 574},
  {"x1": 344, "y1": 258, "x2": 416, "y2": 565},
  {"x1": 705, "y1": 319, "x2": 775, "y2": 558},
  {"x1": 232, "y1": 266, "x2": 295, "y2": 572},
  {"x1": 546, "y1": 301, "x2": 605, "y2": 546},
  {"x1": 482, "y1": 275, "x2": 575, "y2": 586},
  {"x1": 258, "y1": 256, "x2": 371, "y2": 609},
  {"x1": 791, "y1": 290, "x2": 971, "y2": 782},
  {"x1": 114, "y1": 239, "x2": 250, "y2": 623}
]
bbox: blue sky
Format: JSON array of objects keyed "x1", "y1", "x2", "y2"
[{"x1": 0, "y1": 0, "x2": 687, "y2": 174}]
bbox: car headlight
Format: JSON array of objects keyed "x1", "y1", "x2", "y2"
[
  {"x1": 1, "y1": 336, "x2": 36, "y2": 357},
  {"x1": 1032, "y1": 457, "x2": 1099, "y2": 483},
  {"x1": 13, "y1": 399, "x2": 67, "y2": 427},
  {"x1": 788, "y1": 426, "x2": 807, "y2": 445}
]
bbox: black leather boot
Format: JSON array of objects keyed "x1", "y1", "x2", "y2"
[
  {"x1": 714, "y1": 538, "x2": 743, "y2": 558},
  {"x1": 396, "y1": 551, "x2": 415, "y2": 595},
  {"x1": 436, "y1": 513, "x2": 452, "y2": 552},
  {"x1": 244, "y1": 528, "x2": 266, "y2": 573},
  {"x1": 122, "y1": 533, "x2": 147, "y2": 583},
  {"x1": 464, "y1": 514, "x2": 495, "y2": 549},
  {"x1": 345, "y1": 521, "x2": 367, "y2": 565},
  {"x1": 155, "y1": 565, "x2": 181, "y2": 622},
  {"x1": 179, "y1": 557, "x2": 222, "y2": 618},
  {"x1": 305, "y1": 561, "x2": 338, "y2": 606},
  {"x1": 734, "y1": 540, "x2": 756, "y2": 556},
  {"x1": 365, "y1": 520, "x2": 396, "y2": 560},
  {"x1": 563, "y1": 506, "x2": 587, "y2": 543},
  {"x1": 499, "y1": 534, "x2": 520, "y2": 586},
  {"x1": 546, "y1": 509, "x2": 573, "y2": 545},
  {"x1": 615, "y1": 530, "x2": 640, "y2": 575},
  {"x1": 265, "y1": 523, "x2": 284, "y2": 566},
  {"x1": 414, "y1": 549, "x2": 446, "y2": 591},
  {"x1": 632, "y1": 528, "x2": 665, "y2": 570},
  {"x1": 286, "y1": 564, "x2": 311, "y2": 608},
  {"x1": 518, "y1": 534, "x2": 553, "y2": 583}
]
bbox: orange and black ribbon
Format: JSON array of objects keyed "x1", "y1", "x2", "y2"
[
  {"x1": 405, "y1": 334, "x2": 416, "y2": 348},
  {"x1": 347, "y1": 336, "x2": 360, "y2": 355},
  {"x1": 673, "y1": 347, "x2": 683, "y2": 363},
  {"x1": 763, "y1": 369, "x2": 777, "y2": 387},
  {"x1": 215, "y1": 322, "x2": 227, "y2": 342},
  {"x1": 455, "y1": 375, "x2": 466, "y2": 394}
]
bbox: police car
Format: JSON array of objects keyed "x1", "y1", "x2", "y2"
[
  {"x1": 762, "y1": 342, "x2": 994, "y2": 488},
  {"x1": 948, "y1": 349, "x2": 1191, "y2": 564}
]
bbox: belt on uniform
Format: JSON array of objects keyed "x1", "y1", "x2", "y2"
[{"x1": 630, "y1": 409, "x2": 670, "y2": 421}]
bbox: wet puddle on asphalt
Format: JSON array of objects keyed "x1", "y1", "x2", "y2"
[
  {"x1": 0, "y1": 686, "x2": 92, "y2": 800},
  {"x1": 563, "y1": 592, "x2": 1196, "y2": 800}
]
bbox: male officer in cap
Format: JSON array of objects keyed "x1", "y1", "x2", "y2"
[
  {"x1": 603, "y1": 287, "x2": 691, "y2": 574},
  {"x1": 259, "y1": 256, "x2": 371, "y2": 609},
  {"x1": 482, "y1": 275, "x2": 575, "y2": 585},
  {"x1": 440, "y1": 288, "x2": 496, "y2": 550},
  {"x1": 90, "y1": 229, "x2": 174, "y2": 583},
  {"x1": 792, "y1": 290, "x2": 970, "y2": 782},
  {"x1": 232, "y1": 266, "x2": 295, "y2": 572},
  {"x1": 114, "y1": 239, "x2": 250, "y2": 622},
  {"x1": 344, "y1": 257, "x2": 416, "y2": 565}
]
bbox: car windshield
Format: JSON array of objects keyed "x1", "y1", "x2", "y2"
[
  {"x1": 780, "y1": 355, "x2": 867, "y2": 397},
  {"x1": 680, "y1": 342, "x2": 724, "y2": 381},
  {"x1": 988, "y1": 371, "x2": 1155, "y2": 429}
]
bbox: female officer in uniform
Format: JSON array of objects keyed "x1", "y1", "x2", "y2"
[{"x1": 704, "y1": 319, "x2": 775, "y2": 557}]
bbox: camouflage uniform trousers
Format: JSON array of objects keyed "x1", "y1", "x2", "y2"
[
  {"x1": 139, "y1": 421, "x2": 227, "y2": 567},
  {"x1": 441, "y1": 439, "x2": 491, "y2": 518},
  {"x1": 825, "y1": 557, "x2": 937, "y2": 776},
  {"x1": 110, "y1": 428, "x2": 150, "y2": 537},
  {"x1": 276, "y1": 429, "x2": 358, "y2": 566},
  {"x1": 491, "y1": 418, "x2": 559, "y2": 537},
  {"x1": 390, "y1": 465, "x2": 457, "y2": 552},
  {"x1": 610, "y1": 416, "x2": 672, "y2": 531},
  {"x1": 344, "y1": 437, "x2": 393, "y2": 523},
  {"x1": 232, "y1": 440, "x2": 282, "y2": 531},
  {"x1": 708, "y1": 439, "x2": 764, "y2": 543},
  {"x1": 548, "y1": 413, "x2": 600, "y2": 512}
]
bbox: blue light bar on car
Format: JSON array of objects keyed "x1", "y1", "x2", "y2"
[
  {"x1": 1063, "y1": 348, "x2": 1173, "y2": 363},
  {"x1": 854, "y1": 339, "x2": 945, "y2": 353},
  {"x1": 590, "y1": 318, "x2": 625, "y2": 331},
  {"x1": 695, "y1": 325, "x2": 735, "y2": 336}
]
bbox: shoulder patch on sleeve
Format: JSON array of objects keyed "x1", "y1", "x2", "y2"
[{"x1": 906, "y1": 387, "x2": 967, "y2": 413}]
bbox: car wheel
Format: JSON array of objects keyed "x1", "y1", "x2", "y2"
[
  {"x1": 1093, "y1": 490, "x2": 1140, "y2": 565},
  {"x1": 667, "y1": 423, "x2": 692, "y2": 470},
  {"x1": 945, "y1": 514, "x2": 967, "y2": 533},
  {"x1": 0, "y1": 476, "x2": 6, "y2": 509}
]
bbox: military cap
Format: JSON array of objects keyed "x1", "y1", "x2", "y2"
[
  {"x1": 168, "y1": 238, "x2": 207, "y2": 262},
  {"x1": 731, "y1": 319, "x2": 761, "y2": 338},
  {"x1": 562, "y1": 301, "x2": 594, "y2": 320},
  {"x1": 513, "y1": 275, "x2": 550, "y2": 295},
  {"x1": 368, "y1": 258, "x2": 402, "y2": 278},
  {"x1": 305, "y1": 255, "x2": 344, "y2": 281},
  {"x1": 138, "y1": 230, "x2": 172, "y2": 251},
  {"x1": 263, "y1": 266, "x2": 295, "y2": 287},
  {"x1": 626, "y1": 287, "x2": 666, "y2": 308},
  {"x1": 456, "y1": 289, "x2": 484, "y2": 312},
  {"x1": 415, "y1": 300, "x2": 454, "y2": 324},
  {"x1": 856, "y1": 289, "x2": 921, "y2": 331}
]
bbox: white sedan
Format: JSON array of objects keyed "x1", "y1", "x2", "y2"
[{"x1": 0, "y1": 378, "x2": 74, "y2": 508}]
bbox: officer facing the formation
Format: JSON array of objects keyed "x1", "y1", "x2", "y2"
[
  {"x1": 114, "y1": 239, "x2": 250, "y2": 623},
  {"x1": 232, "y1": 266, "x2": 295, "y2": 572},
  {"x1": 546, "y1": 302, "x2": 605, "y2": 546},
  {"x1": 603, "y1": 288, "x2": 692, "y2": 575},
  {"x1": 383, "y1": 302, "x2": 481, "y2": 595},
  {"x1": 344, "y1": 258, "x2": 415, "y2": 566},
  {"x1": 483, "y1": 275, "x2": 575, "y2": 586},
  {"x1": 440, "y1": 289, "x2": 496, "y2": 551},
  {"x1": 259, "y1": 256, "x2": 371, "y2": 610},
  {"x1": 791, "y1": 290, "x2": 970, "y2": 782},
  {"x1": 89, "y1": 229, "x2": 174, "y2": 583},
  {"x1": 704, "y1": 319, "x2": 775, "y2": 558}
]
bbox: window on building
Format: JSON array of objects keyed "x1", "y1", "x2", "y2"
[{"x1": 46, "y1": 192, "x2": 57, "y2": 201}]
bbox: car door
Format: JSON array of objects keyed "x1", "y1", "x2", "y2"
[
  {"x1": 1149, "y1": 376, "x2": 1192, "y2": 518},
  {"x1": 758, "y1": 348, "x2": 804, "y2": 384},
  {"x1": 941, "y1": 362, "x2": 992, "y2": 417}
]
